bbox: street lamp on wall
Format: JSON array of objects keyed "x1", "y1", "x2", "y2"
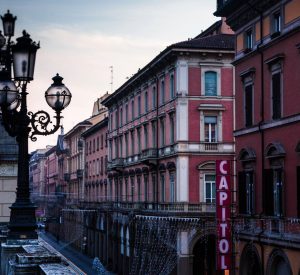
[{"x1": 0, "y1": 10, "x2": 72, "y2": 241}]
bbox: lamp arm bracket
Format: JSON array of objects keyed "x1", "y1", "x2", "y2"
[{"x1": 28, "y1": 110, "x2": 62, "y2": 142}]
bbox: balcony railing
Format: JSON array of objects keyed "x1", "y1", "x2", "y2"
[
  {"x1": 77, "y1": 169, "x2": 83, "y2": 179},
  {"x1": 108, "y1": 158, "x2": 124, "y2": 170},
  {"x1": 141, "y1": 148, "x2": 158, "y2": 160},
  {"x1": 79, "y1": 201, "x2": 215, "y2": 214}
]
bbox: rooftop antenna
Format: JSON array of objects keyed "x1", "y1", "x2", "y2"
[{"x1": 109, "y1": 65, "x2": 113, "y2": 94}]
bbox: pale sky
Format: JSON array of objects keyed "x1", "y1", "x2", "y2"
[{"x1": 1, "y1": 1, "x2": 218, "y2": 152}]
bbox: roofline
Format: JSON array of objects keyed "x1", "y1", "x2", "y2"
[
  {"x1": 102, "y1": 42, "x2": 235, "y2": 107},
  {"x1": 64, "y1": 121, "x2": 92, "y2": 138},
  {"x1": 82, "y1": 117, "x2": 108, "y2": 138}
]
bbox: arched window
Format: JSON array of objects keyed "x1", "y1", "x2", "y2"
[{"x1": 205, "y1": 71, "x2": 217, "y2": 96}]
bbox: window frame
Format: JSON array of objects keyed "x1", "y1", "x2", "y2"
[{"x1": 204, "y1": 174, "x2": 216, "y2": 203}]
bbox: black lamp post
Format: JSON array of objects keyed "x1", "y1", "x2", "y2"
[{"x1": 0, "y1": 10, "x2": 72, "y2": 241}]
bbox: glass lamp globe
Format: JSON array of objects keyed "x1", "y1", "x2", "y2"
[
  {"x1": 45, "y1": 74, "x2": 71, "y2": 111},
  {"x1": 0, "y1": 72, "x2": 18, "y2": 105}
]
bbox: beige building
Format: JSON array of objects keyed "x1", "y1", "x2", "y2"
[{"x1": 0, "y1": 116, "x2": 18, "y2": 224}]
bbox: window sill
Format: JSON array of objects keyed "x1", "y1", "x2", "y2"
[{"x1": 271, "y1": 31, "x2": 281, "y2": 39}]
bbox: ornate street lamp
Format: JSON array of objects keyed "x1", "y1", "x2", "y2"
[{"x1": 0, "y1": 11, "x2": 72, "y2": 241}]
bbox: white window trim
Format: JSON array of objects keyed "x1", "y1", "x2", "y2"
[
  {"x1": 201, "y1": 67, "x2": 221, "y2": 96},
  {"x1": 203, "y1": 174, "x2": 216, "y2": 203},
  {"x1": 200, "y1": 110, "x2": 223, "y2": 142}
]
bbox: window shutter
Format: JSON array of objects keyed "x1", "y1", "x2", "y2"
[
  {"x1": 245, "y1": 84, "x2": 253, "y2": 127},
  {"x1": 238, "y1": 172, "x2": 247, "y2": 214},
  {"x1": 264, "y1": 169, "x2": 274, "y2": 216},
  {"x1": 272, "y1": 72, "x2": 281, "y2": 120},
  {"x1": 205, "y1": 72, "x2": 217, "y2": 96}
]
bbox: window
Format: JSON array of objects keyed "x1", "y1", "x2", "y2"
[
  {"x1": 152, "y1": 121, "x2": 157, "y2": 147},
  {"x1": 160, "y1": 174, "x2": 165, "y2": 202},
  {"x1": 125, "y1": 132, "x2": 128, "y2": 157},
  {"x1": 120, "y1": 108, "x2": 123, "y2": 127},
  {"x1": 273, "y1": 12, "x2": 281, "y2": 35},
  {"x1": 204, "y1": 116, "x2": 217, "y2": 143},
  {"x1": 152, "y1": 174, "x2": 156, "y2": 202},
  {"x1": 100, "y1": 157, "x2": 103, "y2": 175},
  {"x1": 170, "y1": 172, "x2": 175, "y2": 202},
  {"x1": 244, "y1": 83, "x2": 253, "y2": 127},
  {"x1": 204, "y1": 174, "x2": 216, "y2": 203},
  {"x1": 114, "y1": 138, "x2": 118, "y2": 158},
  {"x1": 119, "y1": 178, "x2": 123, "y2": 202},
  {"x1": 120, "y1": 226, "x2": 124, "y2": 255},
  {"x1": 152, "y1": 86, "x2": 156, "y2": 109},
  {"x1": 245, "y1": 29, "x2": 253, "y2": 50},
  {"x1": 138, "y1": 96, "x2": 141, "y2": 116},
  {"x1": 205, "y1": 71, "x2": 217, "y2": 96},
  {"x1": 160, "y1": 80, "x2": 165, "y2": 105},
  {"x1": 144, "y1": 175, "x2": 148, "y2": 201},
  {"x1": 110, "y1": 113, "x2": 113, "y2": 131},
  {"x1": 272, "y1": 71, "x2": 282, "y2": 120},
  {"x1": 131, "y1": 130, "x2": 135, "y2": 155},
  {"x1": 137, "y1": 127, "x2": 141, "y2": 154},
  {"x1": 97, "y1": 137, "x2": 99, "y2": 151},
  {"x1": 96, "y1": 159, "x2": 99, "y2": 175},
  {"x1": 170, "y1": 74, "x2": 175, "y2": 99},
  {"x1": 160, "y1": 119, "x2": 165, "y2": 147},
  {"x1": 109, "y1": 140, "x2": 112, "y2": 159},
  {"x1": 131, "y1": 100, "x2": 135, "y2": 120},
  {"x1": 126, "y1": 228, "x2": 130, "y2": 256},
  {"x1": 238, "y1": 171, "x2": 254, "y2": 214},
  {"x1": 131, "y1": 177, "x2": 134, "y2": 202},
  {"x1": 125, "y1": 178, "x2": 128, "y2": 201},
  {"x1": 119, "y1": 135, "x2": 123, "y2": 158},
  {"x1": 101, "y1": 134, "x2": 103, "y2": 149},
  {"x1": 144, "y1": 124, "x2": 148, "y2": 149},
  {"x1": 105, "y1": 156, "x2": 107, "y2": 174},
  {"x1": 125, "y1": 104, "x2": 128, "y2": 123},
  {"x1": 86, "y1": 142, "x2": 88, "y2": 155},
  {"x1": 170, "y1": 115, "x2": 175, "y2": 144},
  {"x1": 145, "y1": 91, "x2": 148, "y2": 113},
  {"x1": 115, "y1": 110, "x2": 118, "y2": 129},
  {"x1": 264, "y1": 169, "x2": 283, "y2": 217},
  {"x1": 137, "y1": 176, "x2": 141, "y2": 202},
  {"x1": 93, "y1": 139, "x2": 95, "y2": 152}
]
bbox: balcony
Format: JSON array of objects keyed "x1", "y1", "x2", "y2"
[
  {"x1": 64, "y1": 173, "x2": 70, "y2": 182},
  {"x1": 80, "y1": 201, "x2": 215, "y2": 215},
  {"x1": 108, "y1": 158, "x2": 124, "y2": 170},
  {"x1": 77, "y1": 169, "x2": 83, "y2": 179}
]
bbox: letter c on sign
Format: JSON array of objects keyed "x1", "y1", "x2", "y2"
[{"x1": 220, "y1": 161, "x2": 228, "y2": 175}]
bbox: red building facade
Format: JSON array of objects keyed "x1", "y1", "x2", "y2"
[{"x1": 216, "y1": 0, "x2": 300, "y2": 274}]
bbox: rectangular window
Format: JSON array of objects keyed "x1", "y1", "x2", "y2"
[
  {"x1": 115, "y1": 110, "x2": 118, "y2": 129},
  {"x1": 264, "y1": 169, "x2": 284, "y2": 217},
  {"x1": 245, "y1": 84, "x2": 253, "y2": 127},
  {"x1": 119, "y1": 135, "x2": 123, "y2": 158},
  {"x1": 152, "y1": 86, "x2": 156, "y2": 109},
  {"x1": 101, "y1": 134, "x2": 103, "y2": 149},
  {"x1": 160, "y1": 174, "x2": 165, "y2": 202},
  {"x1": 137, "y1": 127, "x2": 141, "y2": 154},
  {"x1": 144, "y1": 124, "x2": 148, "y2": 149},
  {"x1": 170, "y1": 74, "x2": 175, "y2": 99},
  {"x1": 205, "y1": 71, "x2": 217, "y2": 96},
  {"x1": 125, "y1": 104, "x2": 128, "y2": 123},
  {"x1": 101, "y1": 157, "x2": 103, "y2": 175},
  {"x1": 138, "y1": 96, "x2": 141, "y2": 116},
  {"x1": 137, "y1": 176, "x2": 141, "y2": 202},
  {"x1": 273, "y1": 12, "x2": 281, "y2": 34},
  {"x1": 273, "y1": 169, "x2": 283, "y2": 217},
  {"x1": 170, "y1": 116, "x2": 175, "y2": 144},
  {"x1": 97, "y1": 137, "x2": 99, "y2": 151},
  {"x1": 105, "y1": 156, "x2": 107, "y2": 174},
  {"x1": 125, "y1": 178, "x2": 128, "y2": 201},
  {"x1": 160, "y1": 80, "x2": 165, "y2": 105},
  {"x1": 272, "y1": 72, "x2": 281, "y2": 120},
  {"x1": 131, "y1": 130, "x2": 135, "y2": 156},
  {"x1": 170, "y1": 172, "x2": 175, "y2": 202},
  {"x1": 131, "y1": 100, "x2": 135, "y2": 121},
  {"x1": 152, "y1": 174, "x2": 156, "y2": 202},
  {"x1": 120, "y1": 108, "x2": 123, "y2": 127},
  {"x1": 114, "y1": 138, "x2": 118, "y2": 158},
  {"x1": 145, "y1": 91, "x2": 148, "y2": 113},
  {"x1": 238, "y1": 171, "x2": 254, "y2": 214},
  {"x1": 152, "y1": 121, "x2": 157, "y2": 147},
  {"x1": 204, "y1": 174, "x2": 216, "y2": 203},
  {"x1": 131, "y1": 177, "x2": 134, "y2": 202},
  {"x1": 204, "y1": 116, "x2": 217, "y2": 143},
  {"x1": 160, "y1": 119, "x2": 165, "y2": 147},
  {"x1": 125, "y1": 132, "x2": 128, "y2": 157},
  {"x1": 245, "y1": 29, "x2": 253, "y2": 50},
  {"x1": 144, "y1": 175, "x2": 148, "y2": 201}
]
